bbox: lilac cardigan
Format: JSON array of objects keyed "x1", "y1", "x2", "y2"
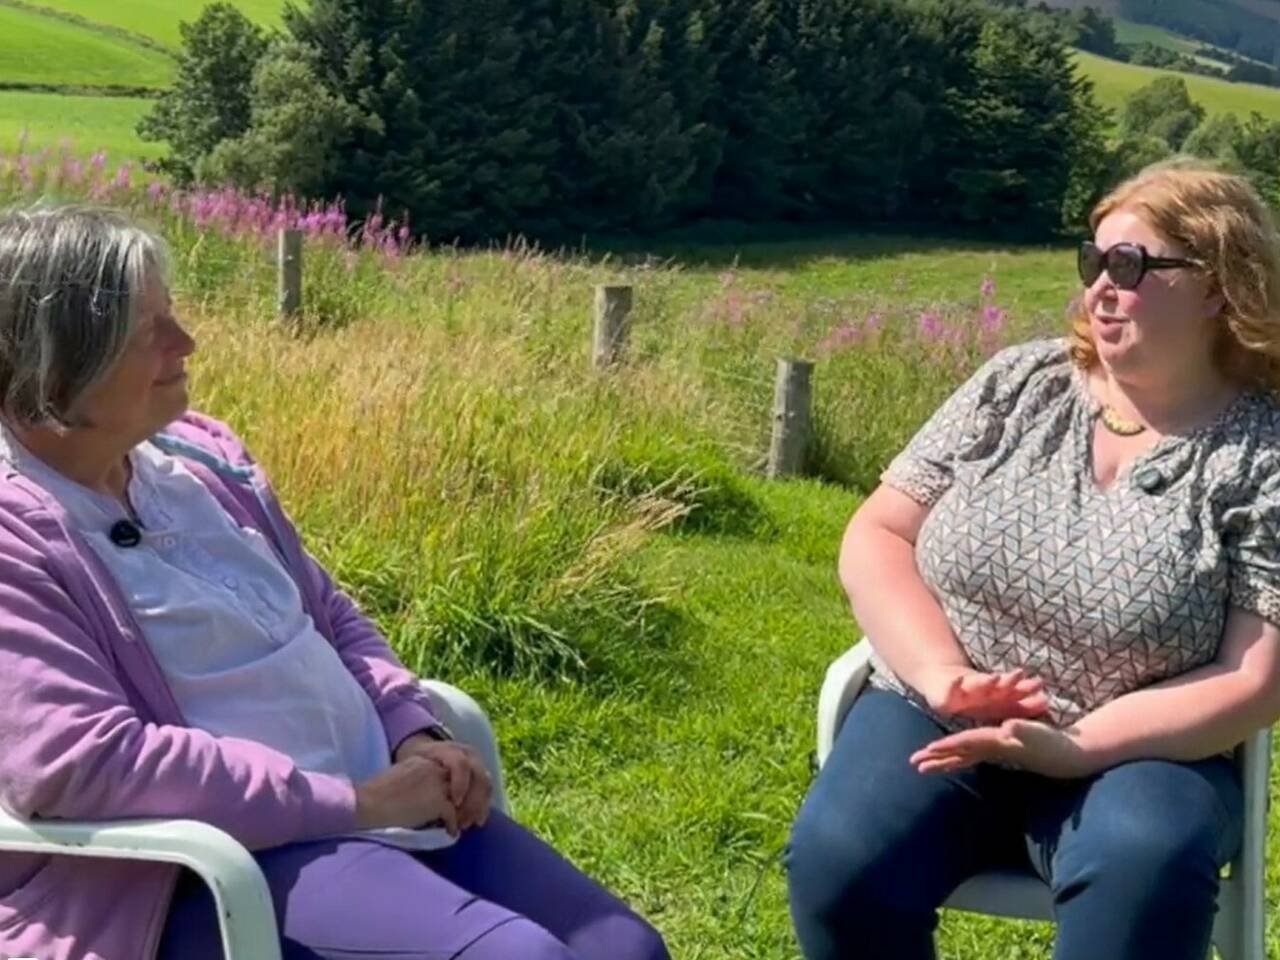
[{"x1": 0, "y1": 413, "x2": 442, "y2": 960}]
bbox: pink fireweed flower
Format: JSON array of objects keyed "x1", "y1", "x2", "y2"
[
  {"x1": 323, "y1": 207, "x2": 347, "y2": 237},
  {"x1": 981, "y1": 275, "x2": 996, "y2": 300},
  {"x1": 918, "y1": 310, "x2": 946, "y2": 342},
  {"x1": 817, "y1": 322, "x2": 863, "y2": 356},
  {"x1": 979, "y1": 304, "x2": 1009, "y2": 352}
]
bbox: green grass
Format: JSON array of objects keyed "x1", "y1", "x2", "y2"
[
  {"x1": 31, "y1": 0, "x2": 284, "y2": 49},
  {"x1": 1074, "y1": 48, "x2": 1280, "y2": 119},
  {"x1": 635, "y1": 230, "x2": 1077, "y2": 316},
  {"x1": 0, "y1": 4, "x2": 173, "y2": 88},
  {"x1": 0, "y1": 90, "x2": 161, "y2": 159}
]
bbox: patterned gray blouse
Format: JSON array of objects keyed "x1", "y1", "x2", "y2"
[{"x1": 869, "y1": 337, "x2": 1280, "y2": 728}]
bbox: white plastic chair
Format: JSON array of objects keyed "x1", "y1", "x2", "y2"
[
  {"x1": 816, "y1": 639, "x2": 1273, "y2": 960},
  {"x1": 0, "y1": 680, "x2": 511, "y2": 960}
]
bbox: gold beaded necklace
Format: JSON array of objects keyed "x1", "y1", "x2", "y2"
[
  {"x1": 1099, "y1": 404, "x2": 1147, "y2": 436},
  {"x1": 1099, "y1": 383, "x2": 1147, "y2": 436}
]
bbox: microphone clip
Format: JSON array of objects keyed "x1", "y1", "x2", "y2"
[{"x1": 109, "y1": 519, "x2": 143, "y2": 548}]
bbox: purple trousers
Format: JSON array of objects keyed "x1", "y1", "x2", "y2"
[{"x1": 157, "y1": 812, "x2": 670, "y2": 960}]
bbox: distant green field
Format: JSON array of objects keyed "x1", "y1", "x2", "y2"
[
  {"x1": 1074, "y1": 49, "x2": 1280, "y2": 120},
  {"x1": 0, "y1": 5, "x2": 173, "y2": 89},
  {"x1": 34, "y1": 0, "x2": 285, "y2": 49},
  {"x1": 1111, "y1": 18, "x2": 1235, "y2": 70},
  {"x1": 0, "y1": 90, "x2": 161, "y2": 159},
  {"x1": 1114, "y1": 19, "x2": 1203, "y2": 55}
]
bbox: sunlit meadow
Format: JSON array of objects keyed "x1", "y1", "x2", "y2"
[{"x1": 8, "y1": 139, "x2": 1272, "y2": 959}]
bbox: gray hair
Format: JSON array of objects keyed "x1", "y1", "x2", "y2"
[{"x1": 0, "y1": 204, "x2": 169, "y2": 428}]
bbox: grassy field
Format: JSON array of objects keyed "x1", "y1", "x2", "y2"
[
  {"x1": 1074, "y1": 48, "x2": 1280, "y2": 119},
  {"x1": 2, "y1": 154, "x2": 1273, "y2": 958},
  {"x1": 1113, "y1": 18, "x2": 1202, "y2": 53},
  {"x1": 32, "y1": 0, "x2": 284, "y2": 48},
  {"x1": 0, "y1": 91, "x2": 160, "y2": 160},
  {"x1": 0, "y1": 4, "x2": 172, "y2": 89},
  {"x1": 1111, "y1": 17, "x2": 1239, "y2": 71}
]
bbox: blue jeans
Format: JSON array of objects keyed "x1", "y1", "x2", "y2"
[{"x1": 786, "y1": 688, "x2": 1243, "y2": 960}]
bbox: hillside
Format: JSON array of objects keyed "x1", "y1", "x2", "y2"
[
  {"x1": 1110, "y1": 18, "x2": 1254, "y2": 70},
  {"x1": 31, "y1": 0, "x2": 283, "y2": 51},
  {"x1": 0, "y1": 3, "x2": 172, "y2": 91},
  {"x1": 1225, "y1": 0, "x2": 1280, "y2": 23},
  {"x1": 1043, "y1": 0, "x2": 1280, "y2": 24},
  {"x1": 1073, "y1": 49, "x2": 1280, "y2": 119}
]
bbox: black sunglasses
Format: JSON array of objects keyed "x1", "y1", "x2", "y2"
[{"x1": 1078, "y1": 241, "x2": 1198, "y2": 290}]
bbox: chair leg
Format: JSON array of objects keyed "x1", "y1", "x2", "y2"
[{"x1": 1210, "y1": 877, "x2": 1248, "y2": 960}]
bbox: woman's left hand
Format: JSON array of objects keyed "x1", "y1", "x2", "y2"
[
  {"x1": 909, "y1": 719, "x2": 1097, "y2": 779},
  {"x1": 394, "y1": 735, "x2": 493, "y2": 829}
]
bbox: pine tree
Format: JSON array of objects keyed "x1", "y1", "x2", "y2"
[
  {"x1": 933, "y1": 11, "x2": 1087, "y2": 232},
  {"x1": 700, "y1": 0, "x2": 807, "y2": 219}
]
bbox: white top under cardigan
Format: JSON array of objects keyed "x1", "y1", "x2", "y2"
[{"x1": 0, "y1": 427, "x2": 451, "y2": 851}]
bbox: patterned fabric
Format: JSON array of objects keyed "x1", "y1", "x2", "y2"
[{"x1": 870, "y1": 338, "x2": 1280, "y2": 728}]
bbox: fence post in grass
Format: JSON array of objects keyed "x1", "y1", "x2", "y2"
[
  {"x1": 592, "y1": 284, "x2": 633, "y2": 370},
  {"x1": 767, "y1": 358, "x2": 813, "y2": 480},
  {"x1": 277, "y1": 228, "x2": 303, "y2": 321}
]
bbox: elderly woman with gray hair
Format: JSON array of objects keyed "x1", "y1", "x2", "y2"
[{"x1": 0, "y1": 205, "x2": 670, "y2": 960}]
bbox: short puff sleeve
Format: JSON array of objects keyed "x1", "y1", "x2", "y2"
[{"x1": 1223, "y1": 468, "x2": 1280, "y2": 626}]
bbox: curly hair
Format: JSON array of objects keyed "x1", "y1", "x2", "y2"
[{"x1": 1069, "y1": 158, "x2": 1280, "y2": 392}]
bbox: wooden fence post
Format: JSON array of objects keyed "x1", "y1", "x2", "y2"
[
  {"x1": 592, "y1": 285, "x2": 633, "y2": 369},
  {"x1": 767, "y1": 358, "x2": 813, "y2": 479},
  {"x1": 277, "y1": 229, "x2": 303, "y2": 321}
]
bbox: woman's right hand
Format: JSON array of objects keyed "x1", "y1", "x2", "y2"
[
  {"x1": 912, "y1": 664, "x2": 1049, "y2": 722},
  {"x1": 354, "y1": 756, "x2": 459, "y2": 835}
]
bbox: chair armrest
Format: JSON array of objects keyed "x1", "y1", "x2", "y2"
[
  {"x1": 420, "y1": 679, "x2": 511, "y2": 815},
  {"x1": 816, "y1": 638, "x2": 875, "y2": 769},
  {"x1": 0, "y1": 807, "x2": 280, "y2": 960},
  {"x1": 0, "y1": 679, "x2": 503, "y2": 960}
]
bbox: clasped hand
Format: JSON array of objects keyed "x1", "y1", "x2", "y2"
[
  {"x1": 354, "y1": 734, "x2": 493, "y2": 836},
  {"x1": 908, "y1": 664, "x2": 1092, "y2": 779}
]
